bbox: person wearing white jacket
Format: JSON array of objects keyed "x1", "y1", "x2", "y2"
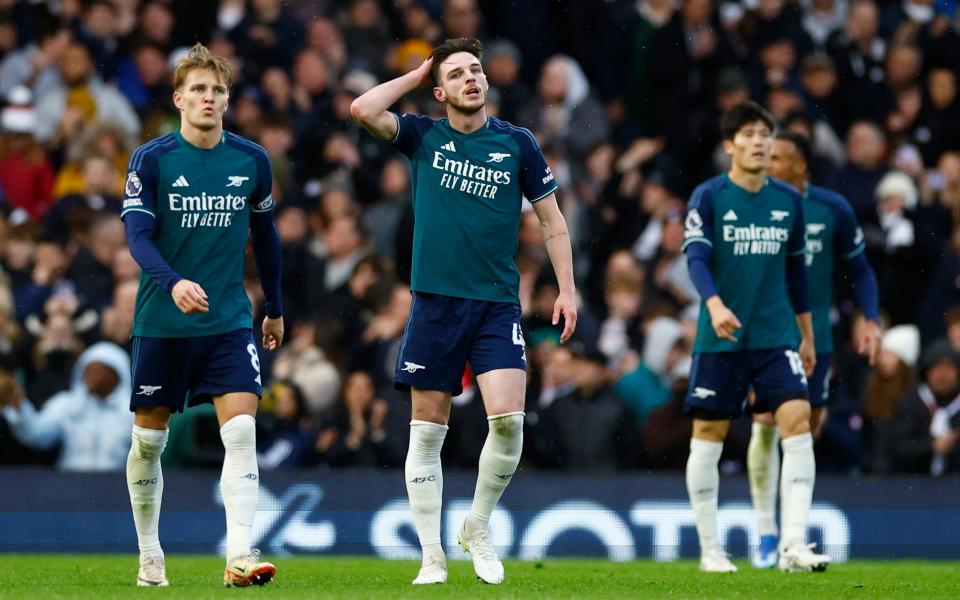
[{"x1": 0, "y1": 342, "x2": 133, "y2": 471}]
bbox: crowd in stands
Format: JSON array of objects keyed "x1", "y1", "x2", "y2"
[{"x1": 1, "y1": 0, "x2": 960, "y2": 476}]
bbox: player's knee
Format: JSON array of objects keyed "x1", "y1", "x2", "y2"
[
  {"x1": 220, "y1": 414, "x2": 256, "y2": 451},
  {"x1": 131, "y1": 429, "x2": 166, "y2": 461},
  {"x1": 488, "y1": 412, "x2": 524, "y2": 438}
]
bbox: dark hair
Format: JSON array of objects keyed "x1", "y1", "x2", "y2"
[
  {"x1": 429, "y1": 38, "x2": 483, "y2": 84},
  {"x1": 775, "y1": 131, "x2": 813, "y2": 169},
  {"x1": 720, "y1": 101, "x2": 776, "y2": 140}
]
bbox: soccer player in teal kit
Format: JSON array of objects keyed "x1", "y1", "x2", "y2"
[
  {"x1": 746, "y1": 132, "x2": 881, "y2": 568},
  {"x1": 682, "y1": 102, "x2": 829, "y2": 573},
  {"x1": 351, "y1": 38, "x2": 577, "y2": 585},
  {"x1": 121, "y1": 44, "x2": 282, "y2": 588}
]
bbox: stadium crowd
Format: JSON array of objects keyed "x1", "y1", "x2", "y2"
[{"x1": 1, "y1": 0, "x2": 959, "y2": 476}]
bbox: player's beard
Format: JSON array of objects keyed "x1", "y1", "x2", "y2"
[{"x1": 446, "y1": 92, "x2": 485, "y2": 116}]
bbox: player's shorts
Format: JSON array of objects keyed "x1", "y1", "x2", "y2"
[
  {"x1": 130, "y1": 328, "x2": 262, "y2": 412},
  {"x1": 395, "y1": 292, "x2": 526, "y2": 395},
  {"x1": 807, "y1": 352, "x2": 832, "y2": 408},
  {"x1": 684, "y1": 346, "x2": 809, "y2": 420}
]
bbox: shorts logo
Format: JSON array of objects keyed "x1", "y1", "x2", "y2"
[
  {"x1": 401, "y1": 362, "x2": 426, "y2": 373},
  {"x1": 125, "y1": 171, "x2": 142, "y2": 197},
  {"x1": 692, "y1": 387, "x2": 716, "y2": 399},
  {"x1": 770, "y1": 210, "x2": 790, "y2": 222},
  {"x1": 487, "y1": 152, "x2": 511, "y2": 163},
  {"x1": 136, "y1": 385, "x2": 162, "y2": 396},
  {"x1": 227, "y1": 176, "x2": 249, "y2": 187}
]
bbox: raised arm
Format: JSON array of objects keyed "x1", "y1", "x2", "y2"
[{"x1": 350, "y1": 58, "x2": 433, "y2": 141}]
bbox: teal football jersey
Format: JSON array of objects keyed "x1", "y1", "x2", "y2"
[
  {"x1": 803, "y1": 184, "x2": 866, "y2": 353},
  {"x1": 121, "y1": 130, "x2": 274, "y2": 337},
  {"x1": 682, "y1": 174, "x2": 806, "y2": 353},
  {"x1": 390, "y1": 114, "x2": 558, "y2": 304}
]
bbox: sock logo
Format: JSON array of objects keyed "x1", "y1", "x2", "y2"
[
  {"x1": 132, "y1": 478, "x2": 158, "y2": 486},
  {"x1": 495, "y1": 473, "x2": 514, "y2": 480},
  {"x1": 791, "y1": 477, "x2": 813, "y2": 486},
  {"x1": 693, "y1": 487, "x2": 715, "y2": 496},
  {"x1": 409, "y1": 475, "x2": 437, "y2": 484},
  {"x1": 241, "y1": 473, "x2": 258, "y2": 480}
]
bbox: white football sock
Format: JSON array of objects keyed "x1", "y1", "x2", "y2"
[
  {"x1": 747, "y1": 422, "x2": 780, "y2": 537},
  {"x1": 465, "y1": 412, "x2": 524, "y2": 535},
  {"x1": 127, "y1": 425, "x2": 167, "y2": 556},
  {"x1": 686, "y1": 438, "x2": 724, "y2": 554},
  {"x1": 780, "y1": 432, "x2": 815, "y2": 550},
  {"x1": 405, "y1": 420, "x2": 448, "y2": 561},
  {"x1": 220, "y1": 414, "x2": 259, "y2": 561}
]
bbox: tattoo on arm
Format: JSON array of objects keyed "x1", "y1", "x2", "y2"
[{"x1": 543, "y1": 230, "x2": 569, "y2": 243}]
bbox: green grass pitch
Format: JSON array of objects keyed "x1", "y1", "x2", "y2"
[{"x1": 3, "y1": 555, "x2": 959, "y2": 599}]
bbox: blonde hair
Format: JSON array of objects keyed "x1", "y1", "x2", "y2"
[{"x1": 172, "y1": 42, "x2": 233, "y2": 91}]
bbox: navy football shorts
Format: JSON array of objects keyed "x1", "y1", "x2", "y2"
[
  {"x1": 806, "y1": 352, "x2": 832, "y2": 408},
  {"x1": 129, "y1": 328, "x2": 262, "y2": 412},
  {"x1": 683, "y1": 346, "x2": 809, "y2": 420},
  {"x1": 395, "y1": 292, "x2": 526, "y2": 395}
]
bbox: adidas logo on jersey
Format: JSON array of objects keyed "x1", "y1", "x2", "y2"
[
  {"x1": 722, "y1": 209, "x2": 738, "y2": 221},
  {"x1": 172, "y1": 175, "x2": 190, "y2": 187},
  {"x1": 441, "y1": 141, "x2": 457, "y2": 152}
]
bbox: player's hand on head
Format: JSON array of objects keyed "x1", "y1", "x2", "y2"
[
  {"x1": 553, "y1": 292, "x2": 578, "y2": 344},
  {"x1": 262, "y1": 316, "x2": 284, "y2": 351},
  {"x1": 415, "y1": 57, "x2": 433, "y2": 86},
  {"x1": 171, "y1": 279, "x2": 209, "y2": 314},
  {"x1": 858, "y1": 319, "x2": 882, "y2": 366}
]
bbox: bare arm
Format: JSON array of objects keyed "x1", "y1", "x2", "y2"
[
  {"x1": 350, "y1": 58, "x2": 432, "y2": 141},
  {"x1": 532, "y1": 194, "x2": 577, "y2": 342},
  {"x1": 795, "y1": 312, "x2": 816, "y2": 377}
]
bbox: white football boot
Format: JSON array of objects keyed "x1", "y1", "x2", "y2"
[
  {"x1": 137, "y1": 553, "x2": 169, "y2": 587},
  {"x1": 411, "y1": 550, "x2": 447, "y2": 585},
  {"x1": 778, "y1": 543, "x2": 830, "y2": 573},
  {"x1": 699, "y1": 548, "x2": 738, "y2": 573},
  {"x1": 457, "y1": 521, "x2": 504, "y2": 584}
]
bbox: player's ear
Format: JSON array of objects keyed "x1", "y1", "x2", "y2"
[
  {"x1": 433, "y1": 85, "x2": 445, "y2": 103},
  {"x1": 172, "y1": 89, "x2": 183, "y2": 111},
  {"x1": 721, "y1": 139, "x2": 734, "y2": 156}
]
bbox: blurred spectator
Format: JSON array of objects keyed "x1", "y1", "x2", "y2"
[
  {"x1": 0, "y1": 86, "x2": 54, "y2": 220},
  {"x1": 44, "y1": 154, "x2": 121, "y2": 246},
  {"x1": 270, "y1": 321, "x2": 341, "y2": 420},
  {"x1": 616, "y1": 316, "x2": 689, "y2": 427},
  {"x1": 826, "y1": 120, "x2": 889, "y2": 222},
  {"x1": 517, "y1": 55, "x2": 609, "y2": 166},
  {"x1": 257, "y1": 380, "x2": 315, "y2": 469},
  {"x1": 99, "y1": 278, "x2": 137, "y2": 348},
  {"x1": 528, "y1": 344, "x2": 638, "y2": 471},
  {"x1": 862, "y1": 324, "x2": 919, "y2": 471},
  {"x1": 482, "y1": 39, "x2": 529, "y2": 123},
  {"x1": 871, "y1": 340, "x2": 960, "y2": 474},
  {"x1": 0, "y1": 341, "x2": 132, "y2": 471},
  {"x1": 314, "y1": 370, "x2": 403, "y2": 468},
  {"x1": 0, "y1": 23, "x2": 71, "y2": 100},
  {"x1": 32, "y1": 42, "x2": 140, "y2": 147},
  {"x1": 229, "y1": 0, "x2": 304, "y2": 80}
]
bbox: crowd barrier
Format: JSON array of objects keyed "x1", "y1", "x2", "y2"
[{"x1": 2, "y1": 469, "x2": 958, "y2": 559}]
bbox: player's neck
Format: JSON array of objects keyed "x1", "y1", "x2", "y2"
[
  {"x1": 789, "y1": 178, "x2": 807, "y2": 195},
  {"x1": 446, "y1": 106, "x2": 488, "y2": 134},
  {"x1": 727, "y1": 166, "x2": 766, "y2": 193},
  {"x1": 180, "y1": 123, "x2": 223, "y2": 149}
]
